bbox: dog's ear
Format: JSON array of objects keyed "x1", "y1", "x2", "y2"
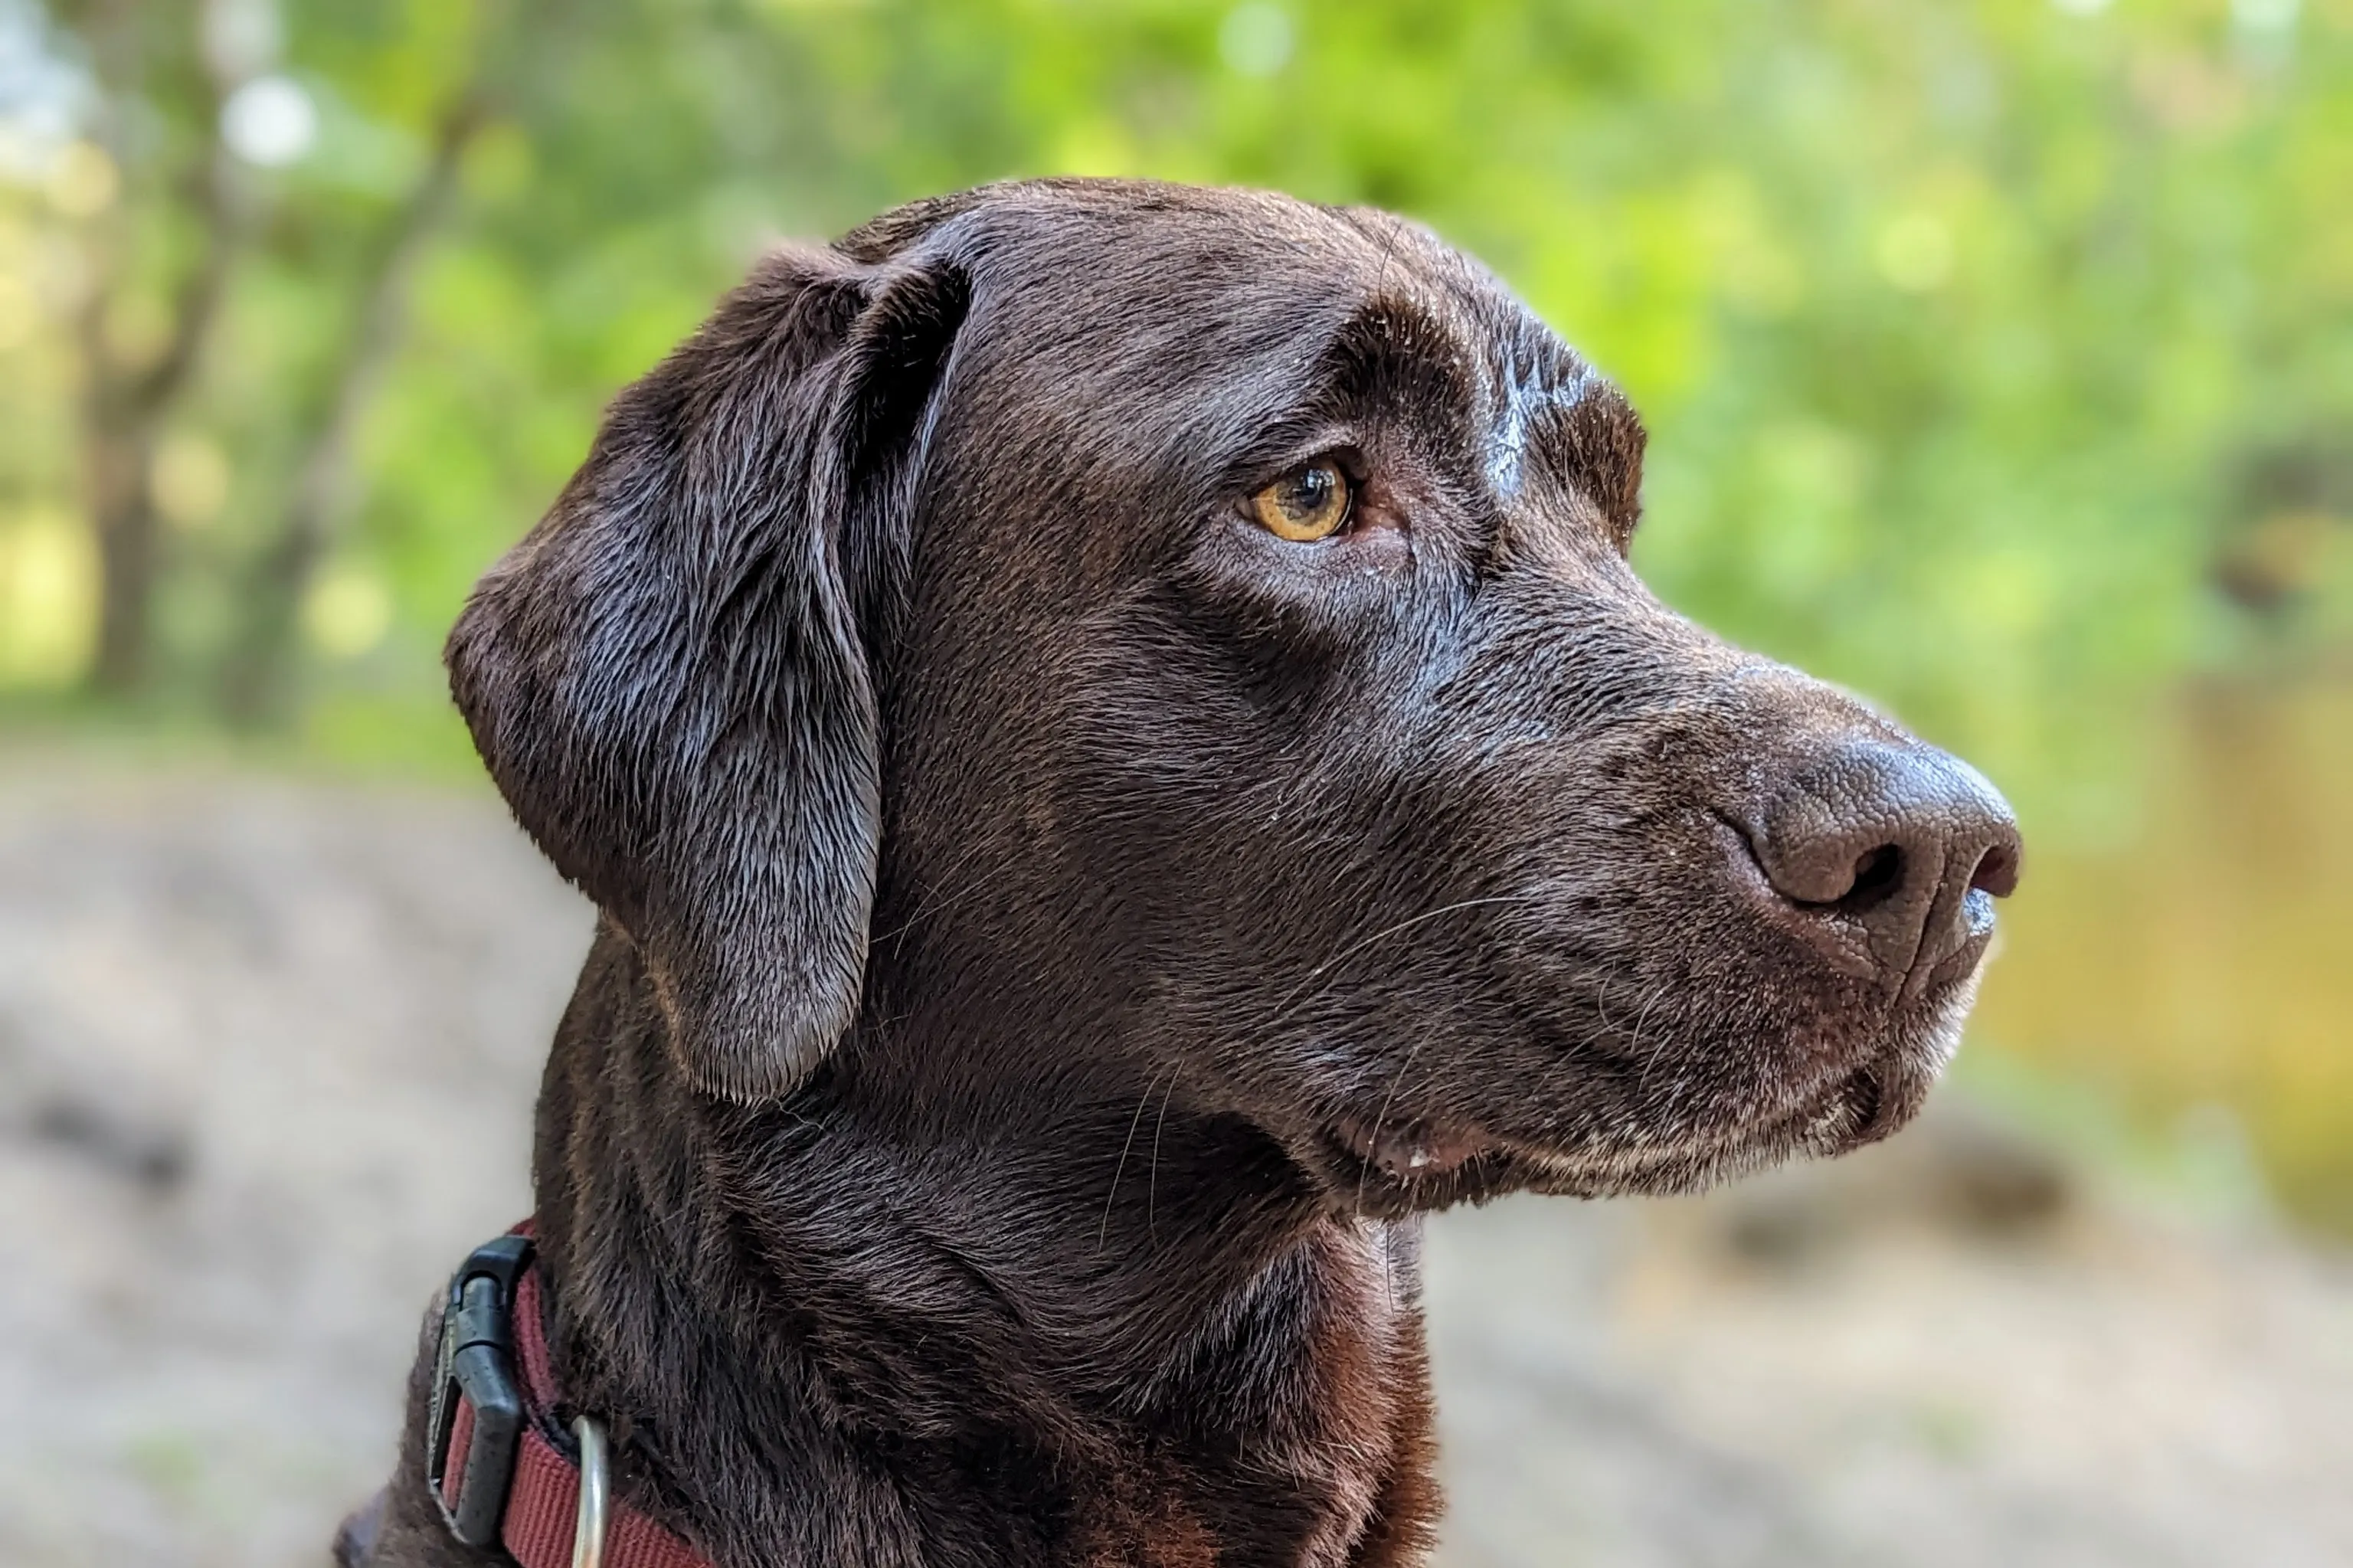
[{"x1": 447, "y1": 244, "x2": 970, "y2": 1101}]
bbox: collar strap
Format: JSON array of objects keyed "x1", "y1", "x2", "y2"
[{"x1": 427, "y1": 1228, "x2": 710, "y2": 1568}]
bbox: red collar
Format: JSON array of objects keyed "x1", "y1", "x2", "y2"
[{"x1": 430, "y1": 1226, "x2": 710, "y2": 1568}]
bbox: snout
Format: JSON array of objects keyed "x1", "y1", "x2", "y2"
[{"x1": 1734, "y1": 740, "x2": 2021, "y2": 1000}]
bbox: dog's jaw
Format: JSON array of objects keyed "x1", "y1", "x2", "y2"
[{"x1": 1288, "y1": 951, "x2": 1985, "y2": 1221}]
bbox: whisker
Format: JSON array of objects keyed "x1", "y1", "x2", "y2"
[
  {"x1": 1356, "y1": 1032, "x2": 1429, "y2": 1216},
  {"x1": 1593, "y1": 959, "x2": 1624, "y2": 1036},
  {"x1": 1628, "y1": 983, "x2": 1666, "y2": 1058},
  {"x1": 874, "y1": 835, "x2": 1003, "y2": 949},
  {"x1": 1265, "y1": 893, "x2": 1549, "y2": 1033},
  {"x1": 1097, "y1": 1070, "x2": 1163, "y2": 1254},
  {"x1": 1631, "y1": 983, "x2": 1673, "y2": 1107},
  {"x1": 1147, "y1": 1071, "x2": 1179, "y2": 1245}
]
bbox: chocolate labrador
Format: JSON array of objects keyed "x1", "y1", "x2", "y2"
[{"x1": 342, "y1": 178, "x2": 2018, "y2": 1568}]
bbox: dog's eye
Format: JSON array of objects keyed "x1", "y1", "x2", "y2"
[{"x1": 1250, "y1": 461, "x2": 1353, "y2": 542}]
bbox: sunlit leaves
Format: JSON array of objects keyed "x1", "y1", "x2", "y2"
[{"x1": 0, "y1": 0, "x2": 2342, "y2": 810}]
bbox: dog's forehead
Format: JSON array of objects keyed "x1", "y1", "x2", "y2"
[
  {"x1": 954, "y1": 182, "x2": 1533, "y2": 359},
  {"x1": 889, "y1": 179, "x2": 1638, "y2": 524}
]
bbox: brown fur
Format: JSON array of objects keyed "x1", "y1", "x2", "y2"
[{"x1": 342, "y1": 179, "x2": 2017, "y2": 1568}]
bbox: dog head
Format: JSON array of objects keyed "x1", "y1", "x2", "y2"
[{"x1": 450, "y1": 179, "x2": 2019, "y2": 1216}]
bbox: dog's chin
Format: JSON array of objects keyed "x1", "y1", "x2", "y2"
[{"x1": 1290, "y1": 997, "x2": 1974, "y2": 1219}]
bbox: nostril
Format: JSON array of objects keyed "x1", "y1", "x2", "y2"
[
  {"x1": 1834, "y1": 844, "x2": 1906, "y2": 915},
  {"x1": 1968, "y1": 842, "x2": 2021, "y2": 899},
  {"x1": 1743, "y1": 739, "x2": 2022, "y2": 995}
]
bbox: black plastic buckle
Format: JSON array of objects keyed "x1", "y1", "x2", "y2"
[{"x1": 426, "y1": 1233, "x2": 534, "y2": 1549}]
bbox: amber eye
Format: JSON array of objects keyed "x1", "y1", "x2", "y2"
[{"x1": 1249, "y1": 460, "x2": 1353, "y2": 542}]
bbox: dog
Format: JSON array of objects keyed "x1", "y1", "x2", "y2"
[{"x1": 340, "y1": 178, "x2": 2019, "y2": 1567}]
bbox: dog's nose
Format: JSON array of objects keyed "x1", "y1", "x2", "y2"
[{"x1": 1746, "y1": 741, "x2": 2021, "y2": 995}]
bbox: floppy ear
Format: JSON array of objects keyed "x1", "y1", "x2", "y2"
[{"x1": 447, "y1": 244, "x2": 970, "y2": 1102}]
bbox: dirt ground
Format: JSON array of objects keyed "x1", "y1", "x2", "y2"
[{"x1": 2, "y1": 761, "x2": 2348, "y2": 1567}]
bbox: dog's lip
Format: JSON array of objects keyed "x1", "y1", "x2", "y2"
[
  {"x1": 1327, "y1": 1111, "x2": 1493, "y2": 1180},
  {"x1": 1307, "y1": 1072, "x2": 1844, "y2": 1205},
  {"x1": 1304, "y1": 1016, "x2": 1952, "y2": 1206},
  {"x1": 1477, "y1": 1059, "x2": 1898, "y2": 1187},
  {"x1": 1300, "y1": 1118, "x2": 1507, "y2": 1217}
]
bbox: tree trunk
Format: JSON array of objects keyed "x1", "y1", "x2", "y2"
[
  {"x1": 73, "y1": 4, "x2": 245, "y2": 700},
  {"x1": 221, "y1": 96, "x2": 486, "y2": 727},
  {"x1": 82, "y1": 405, "x2": 158, "y2": 696}
]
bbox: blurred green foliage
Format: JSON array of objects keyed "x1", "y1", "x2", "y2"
[
  {"x1": 4, "y1": 0, "x2": 2346, "y2": 782},
  {"x1": 2, "y1": 0, "x2": 2349, "y2": 1221}
]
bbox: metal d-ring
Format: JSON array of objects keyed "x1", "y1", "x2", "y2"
[{"x1": 571, "y1": 1415, "x2": 610, "y2": 1568}]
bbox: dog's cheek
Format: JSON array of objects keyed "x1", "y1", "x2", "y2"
[{"x1": 1416, "y1": 718, "x2": 1822, "y2": 1127}]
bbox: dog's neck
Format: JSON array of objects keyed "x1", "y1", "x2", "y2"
[{"x1": 525, "y1": 925, "x2": 1439, "y2": 1568}]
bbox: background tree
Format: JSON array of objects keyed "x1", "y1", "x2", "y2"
[{"x1": 52, "y1": 0, "x2": 249, "y2": 695}]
